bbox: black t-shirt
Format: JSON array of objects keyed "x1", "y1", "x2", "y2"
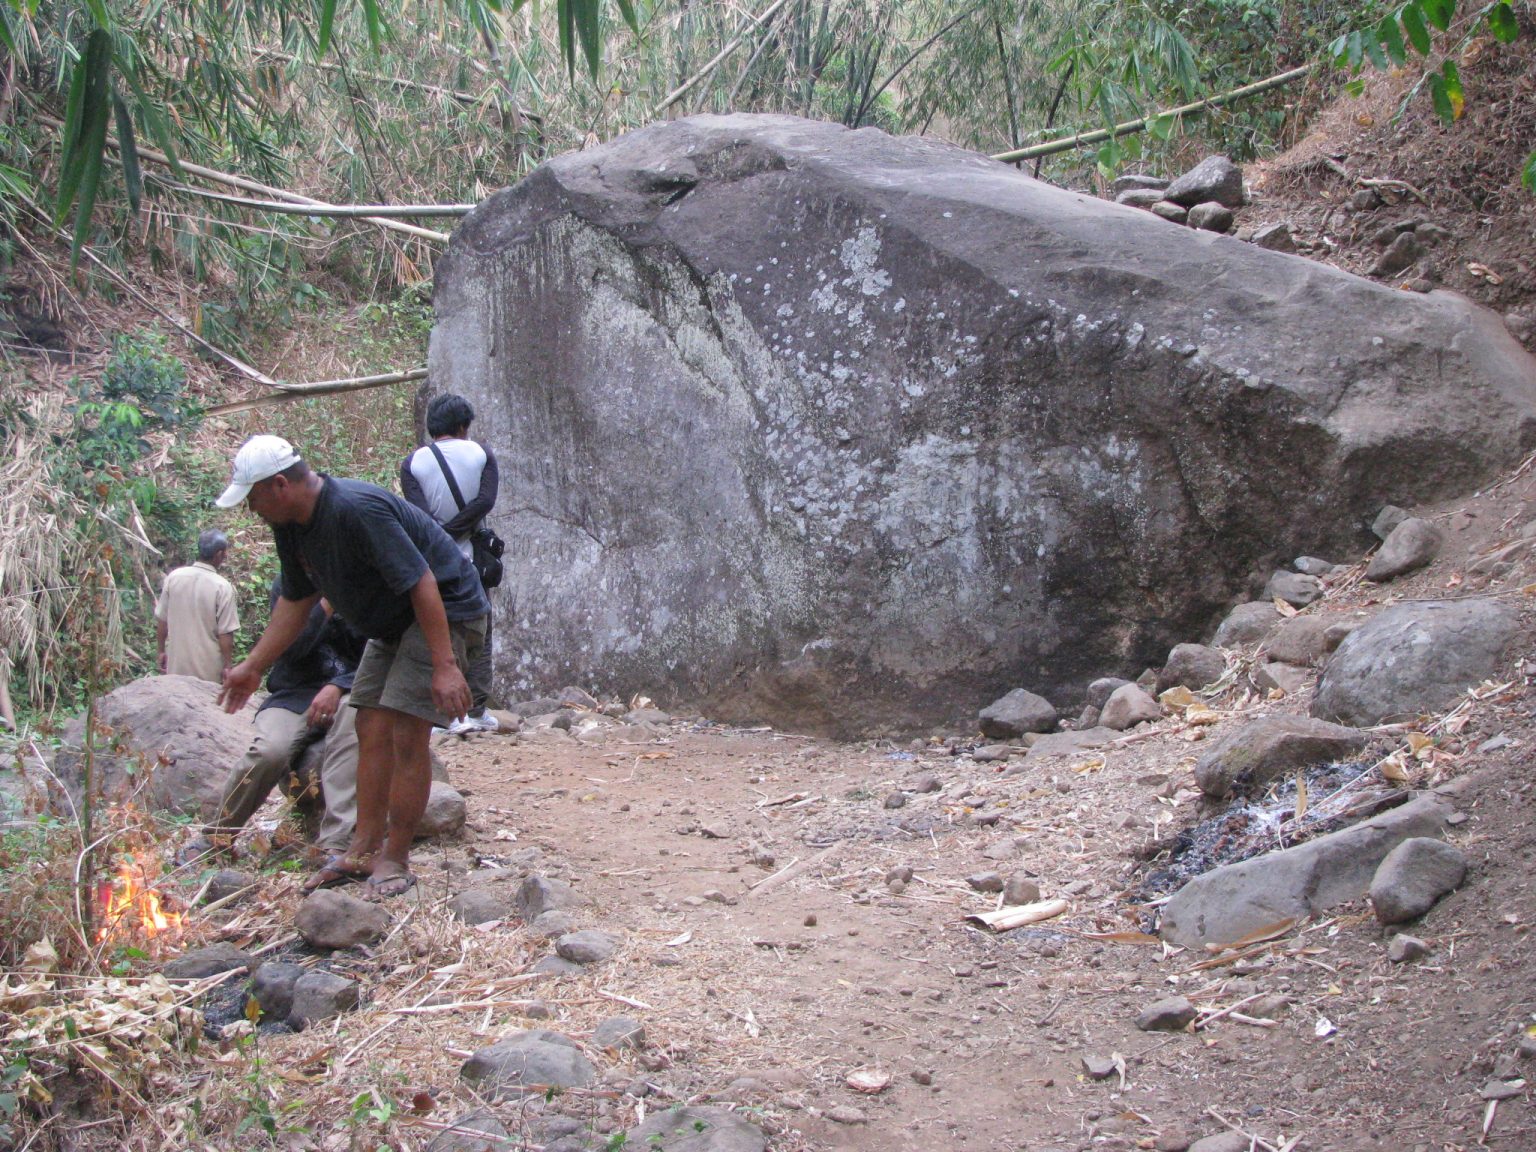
[
  {"x1": 259, "y1": 580, "x2": 368, "y2": 714},
  {"x1": 274, "y1": 475, "x2": 488, "y2": 641}
]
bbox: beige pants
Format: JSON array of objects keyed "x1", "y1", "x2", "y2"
[{"x1": 206, "y1": 701, "x2": 359, "y2": 851}]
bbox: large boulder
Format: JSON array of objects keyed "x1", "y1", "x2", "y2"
[
  {"x1": 430, "y1": 114, "x2": 1536, "y2": 736},
  {"x1": 1312, "y1": 598, "x2": 1520, "y2": 726},
  {"x1": 49, "y1": 675, "x2": 258, "y2": 819}
]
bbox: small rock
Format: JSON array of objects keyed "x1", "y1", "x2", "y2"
[
  {"x1": 1213, "y1": 601, "x2": 1282, "y2": 647},
  {"x1": 1151, "y1": 201, "x2": 1188, "y2": 224},
  {"x1": 1372, "y1": 505, "x2": 1411, "y2": 540},
  {"x1": 1366, "y1": 517, "x2": 1444, "y2": 582},
  {"x1": 250, "y1": 962, "x2": 304, "y2": 1021},
  {"x1": 1135, "y1": 996, "x2": 1197, "y2": 1032},
  {"x1": 1111, "y1": 174, "x2": 1169, "y2": 196},
  {"x1": 288, "y1": 970, "x2": 360, "y2": 1027},
  {"x1": 1252, "y1": 662, "x2": 1310, "y2": 696},
  {"x1": 1371, "y1": 231, "x2": 1422, "y2": 277},
  {"x1": 972, "y1": 744, "x2": 1012, "y2": 763},
  {"x1": 1085, "y1": 677, "x2": 1132, "y2": 709},
  {"x1": 911, "y1": 1068, "x2": 934, "y2": 1086},
  {"x1": 556, "y1": 930, "x2": 621, "y2": 965},
  {"x1": 1264, "y1": 571, "x2": 1324, "y2": 607},
  {"x1": 419, "y1": 781, "x2": 468, "y2": 837},
  {"x1": 1252, "y1": 222, "x2": 1295, "y2": 252},
  {"x1": 1189, "y1": 1134, "x2": 1251, "y2": 1152},
  {"x1": 1004, "y1": 873, "x2": 1041, "y2": 906},
  {"x1": 703, "y1": 889, "x2": 736, "y2": 905},
  {"x1": 1100, "y1": 683, "x2": 1162, "y2": 730},
  {"x1": 460, "y1": 1030, "x2": 597, "y2": 1099},
  {"x1": 826, "y1": 1105, "x2": 868, "y2": 1125},
  {"x1": 909, "y1": 773, "x2": 942, "y2": 794},
  {"x1": 1155, "y1": 1129, "x2": 1193, "y2": 1152},
  {"x1": 1186, "y1": 202, "x2": 1234, "y2": 233},
  {"x1": 1082, "y1": 1054, "x2": 1118, "y2": 1080},
  {"x1": 205, "y1": 870, "x2": 257, "y2": 906},
  {"x1": 1348, "y1": 188, "x2": 1382, "y2": 212},
  {"x1": 1263, "y1": 615, "x2": 1334, "y2": 667},
  {"x1": 1293, "y1": 556, "x2": 1338, "y2": 576},
  {"x1": 425, "y1": 1109, "x2": 511, "y2": 1152},
  {"x1": 1165, "y1": 156, "x2": 1245, "y2": 208},
  {"x1": 450, "y1": 889, "x2": 512, "y2": 926},
  {"x1": 883, "y1": 791, "x2": 907, "y2": 809},
  {"x1": 591, "y1": 1016, "x2": 646, "y2": 1051},
  {"x1": 886, "y1": 865, "x2": 914, "y2": 885},
  {"x1": 515, "y1": 875, "x2": 586, "y2": 920},
  {"x1": 981, "y1": 839, "x2": 1017, "y2": 861},
  {"x1": 163, "y1": 942, "x2": 252, "y2": 981},
  {"x1": 966, "y1": 871, "x2": 1005, "y2": 894},
  {"x1": 624, "y1": 1104, "x2": 768, "y2": 1150},
  {"x1": 1370, "y1": 838, "x2": 1467, "y2": 923},
  {"x1": 1116, "y1": 188, "x2": 1166, "y2": 209},
  {"x1": 1480, "y1": 1079, "x2": 1524, "y2": 1102},
  {"x1": 530, "y1": 955, "x2": 586, "y2": 977},
  {"x1": 978, "y1": 688, "x2": 1058, "y2": 738},
  {"x1": 1387, "y1": 934, "x2": 1430, "y2": 963},
  {"x1": 295, "y1": 889, "x2": 391, "y2": 950},
  {"x1": 1156, "y1": 643, "x2": 1226, "y2": 694}
]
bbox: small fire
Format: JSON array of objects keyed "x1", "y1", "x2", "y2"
[{"x1": 98, "y1": 855, "x2": 183, "y2": 943}]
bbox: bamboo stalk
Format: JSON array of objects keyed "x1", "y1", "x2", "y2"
[
  {"x1": 991, "y1": 64, "x2": 1315, "y2": 165},
  {"x1": 205, "y1": 368, "x2": 430, "y2": 415},
  {"x1": 262, "y1": 48, "x2": 544, "y2": 122},
  {"x1": 652, "y1": 0, "x2": 795, "y2": 117},
  {"x1": 965, "y1": 898, "x2": 1070, "y2": 931},
  {"x1": 157, "y1": 182, "x2": 475, "y2": 218}
]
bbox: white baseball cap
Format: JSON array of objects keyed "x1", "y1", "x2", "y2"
[{"x1": 215, "y1": 435, "x2": 302, "y2": 507}]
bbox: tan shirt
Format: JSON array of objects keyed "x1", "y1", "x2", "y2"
[{"x1": 155, "y1": 561, "x2": 239, "y2": 682}]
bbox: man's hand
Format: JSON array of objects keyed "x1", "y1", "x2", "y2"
[
  {"x1": 306, "y1": 684, "x2": 344, "y2": 729},
  {"x1": 431, "y1": 662, "x2": 472, "y2": 719},
  {"x1": 157, "y1": 650, "x2": 167, "y2": 673},
  {"x1": 219, "y1": 661, "x2": 262, "y2": 714}
]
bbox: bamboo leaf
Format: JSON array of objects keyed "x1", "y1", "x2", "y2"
[
  {"x1": 1345, "y1": 29, "x2": 1363, "y2": 70},
  {"x1": 1364, "y1": 33, "x2": 1387, "y2": 71},
  {"x1": 614, "y1": 0, "x2": 639, "y2": 38},
  {"x1": 1428, "y1": 71, "x2": 1453, "y2": 123},
  {"x1": 1378, "y1": 15, "x2": 1406, "y2": 66},
  {"x1": 316, "y1": 0, "x2": 337, "y2": 56},
  {"x1": 1522, "y1": 149, "x2": 1536, "y2": 193},
  {"x1": 1488, "y1": 2, "x2": 1519, "y2": 43},
  {"x1": 559, "y1": 0, "x2": 577, "y2": 78},
  {"x1": 0, "y1": 9, "x2": 16, "y2": 54},
  {"x1": 1441, "y1": 58, "x2": 1465, "y2": 119},
  {"x1": 1421, "y1": 0, "x2": 1455, "y2": 32},
  {"x1": 112, "y1": 92, "x2": 142, "y2": 215},
  {"x1": 55, "y1": 29, "x2": 113, "y2": 228},
  {"x1": 360, "y1": 0, "x2": 384, "y2": 52},
  {"x1": 69, "y1": 32, "x2": 115, "y2": 270},
  {"x1": 83, "y1": 0, "x2": 109, "y2": 30},
  {"x1": 576, "y1": 0, "x2": 601, "y2": 77},
  {"x1": 1401, "y1": 4, "x2": 1432, "y2": 56}
]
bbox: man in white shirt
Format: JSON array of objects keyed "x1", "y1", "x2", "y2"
[
  {"x1": 155, "y1": 529, "x2": 239, "y2": 683},
  {"x1": 400, "y1": 393, "x2": 500, "y2": 733}
]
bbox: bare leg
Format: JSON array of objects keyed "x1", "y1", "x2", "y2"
[
  {"x1": 349, "y1": 705, "x2": 393, "y2": 859},
  {"x1": 368, "y1": 709, "x2": 432, "y2": 894}
]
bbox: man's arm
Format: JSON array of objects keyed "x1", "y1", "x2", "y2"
[
  {"x1": 156, "y1": 618, "x2": 168, "y2": 672},
  {"x1": 439, "y1": 450, "x2": 498, "y2": 538},
  {"x1": 217, "y1": 631, "x2": 235, "y2": 679},
  {"x1": 408, "y1": 570, "x2": 472, "y2": 718},
  {"x1": 218, "y1": 593, "x2": 321, "y2": 713},
  {"x1": 400, "y1": 457, "x2": 429, "y2": 513}
]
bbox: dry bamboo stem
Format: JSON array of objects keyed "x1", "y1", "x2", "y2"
[
  {"x1": 652, "y1": 0, "x2": 795, "y2": 117},
  {"x1": 206, "y1": 367, "x2": 430, "y2": 415},
  {"x1": 159, "y1": 182, "x2": 475, "y2": 217}
]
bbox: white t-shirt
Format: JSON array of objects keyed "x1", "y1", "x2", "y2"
[{"x1": 406, "y1": 438, "x2": 488, "y2": 557}]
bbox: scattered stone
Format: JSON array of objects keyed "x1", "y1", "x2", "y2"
[
  {"x1": 556, "y1": 930, "x2": 621, "y2": 965},
  {"x1": 1249, "y1": 994, "x2": 1291, "y2": 1019},
  {"x1": 703, "y1": 889, "x2": 736, "y2": 905},
  {"x1": 883, "y1": 791, "x2": 907, "y2": 809},
  {"x1": 592, "y1": 1016, "x2": 647, "y2": 1051},
  {"x1": 1025, "y1": 728, "x2": 1120, "y2": 758},
  {"x1": 1151, "y1": 201, "x2": 1188, "y2": 224},
  {"x1": 1264, "y1": 571, "x2": 1324, "y2": 607},
  {"x1": 1370, "y1": 837, "x2": 1468, "y2": 923},
  {"x1": 1252, "y1": 662, "x2": 1311, "y2": 696},
  {"x1": 972, "y1": 744, "x2": 1012, "y2": 763},
  {"x1": 1157, "y1": 644, "x2": 1227, "y2": 694},
  {"x1": 1160, "y1": 795, "x2": 1452, "y2": 946},
  {"x1": 425, "y1": 1110, "x2": 512, "y2": 1152},
  {"x1": 523, "y1": 1000, "x2": 554, "y2": 1019},
  {"x1": 530, "y1": 910, "x2": 578, "y2": 938},
  {"x1": 911, "y1": 1068, "x2": 934, "y2": 1086},
  {"x1": 1387, "y1": 934, "x2": 1430, "y2": 963},
  {"x1": 825, "y1": 1106, "x2": 868, "y2": 1125},
  {"x1": 288, "y1": 970, "x2": 360, "y2": 1027},
  {"x1": 1213, "y1": 601, "x2": 1282, "y2": 647},
  {"x1": 295, "y1": 889, "x2": 391, "y2": 950},
  {"x1": 1252, "y1": 222, "x2": 1295, "y2": 252},
  {"x1": 250, "y1": 962, "x2": 304, "y2": 1021},
  {"x1": 515, "y1": 875, "x2": 587, "y2": 920},
  {"x1": 1004, "y1": 873, "x2": 1041, "y2": 906},
  {"x1": 1263, "y1": 615, "x2": 1334, "y2": 667},
  {"x1": 1100, "y1": 684, "x2": 1162, "y2": 730},
  {"x1": 624, "y1": 1104, "x2": 768, "y2": 1151},
  {"x1": 450, "y1": 889, "x2": 512, "y2": 926},
  {"x1": 1077, "y1": 705, "x2": 1101, "y2": 729},
  {"x1": 530, "y1": 955, "x2": 586, "y2": 977},
  {"x1": 909, "y1": 773, "x2": 943, "y2": 794},
  {"x1": 981, "y1": 840, "x2": 1017, "y2": 861},
  {"x1": 1136, "y1": 996, "x2": 1197, "y2": 1031},
  {"x1": 1481, "y1": 1080, "x2": 1524, "y2": 1102},
  {"x1": 623, "y1": 706, "x2": 673, "y2": 726},
  {"x1": 1164, "y1": 156, "x2": 1244, "y2": 208},
  {"x1": 1189, "y1": 1133, "x2": 1251, "y2": 1152},
  {"x1": 966, "y1": 871, "x2": 1005, "y2": 894},
  {"x1": 163, "y1": 942, "x2": 252, "y2": 981},
  {"x1": 1194, "y1": 715, "x2": 1369, "y2": 799},
  {"x1": 1086, "y1": 677, "x2": 1132, "y2": 709},
  {"x1": 978, "y1": 688, "x2": 1058, "y2": 738},
  {"x1": 419, "y1": 782, "x2": 468, "y2": 837},
  {"x1": 1155, "y1": 1128, "x2": 1194, "y2": 1152},
  {"x1": 1111, "y1": 174, "x2": 1169, "y2": 196},
  {"x1": 1312, "y1": 597, "x2": 1520, "y2": 726},
  {"x1": 1293, "y1": 556, "x2": 1339, "y2": 576},
  {"x1": 1366, "y1": 517, "x2": 1445, "y2": 582},
  {"x1": 1372, "y1": 504, "x2": 1411, "y2": 540},
  {"x1": 1082, "y1": 1054, "x2": 1118, "y2": 1080},
  {"x1": 1116, "y1": 188, "x2": 1166, "y2": 209},
  {"x1": 205, "y1": 870, "x2": 257, "y2": 906},
  {"x1": 1371, "y1": 231, "x2": 1422, "y2": 277},
  {"x1": 460, "y1": 1030, "x2": 597, "y2": 1099},
  {"x1": 1186, "y1": 202, "x2": 1234, "y2": 233},
  {"x1": 886, "y1": 865, "x2": 915, "y2": 885},
  {"x1": 1348, "y1": 188, "x2": 1382, "y2": 212}
]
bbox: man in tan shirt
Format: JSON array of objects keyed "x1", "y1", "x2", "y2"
[{"x1": 155, "y1": 529, "x2": 239, "y2": 683}]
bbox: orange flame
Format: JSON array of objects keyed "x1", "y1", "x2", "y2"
[{"x1": 98, "y1": 856, "x2": 183, "y2": 943}]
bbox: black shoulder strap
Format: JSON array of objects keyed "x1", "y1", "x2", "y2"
[{"x1": 427, "y1": 442, "x2": 467, "y2": 512}]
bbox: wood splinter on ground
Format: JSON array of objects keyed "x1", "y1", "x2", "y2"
[{"x1": 965, "y1": 897, "x2": 1070, "y2": 931}]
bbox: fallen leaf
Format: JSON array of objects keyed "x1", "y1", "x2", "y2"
[{"x1": 1273, "y1": 597, "x2": 1299, "y2": 617}]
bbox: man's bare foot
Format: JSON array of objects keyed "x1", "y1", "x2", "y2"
[
  {"x1": 302, "y1": 853, "x2": 373, "y2": 891},
  {"x1": 366, "y1": 860, "x2": 417, "y2": 898}
]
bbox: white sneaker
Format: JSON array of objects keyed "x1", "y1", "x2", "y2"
[{"x1": 448, "y1": 713, "x2": 499, "y2": 735}]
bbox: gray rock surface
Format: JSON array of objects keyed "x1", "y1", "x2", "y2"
[
  {"x1": 294, "y1": 889, "x2": 391, "y2": 950},
  {"x1": 430, "y1": 114, "x2": 1536, "y2": 735},
  {"x1": 425, "y1": 1110, "x2": 511, "y2": 1152},
  {"x1": 419, "y1": 782, "x2": 468, "y2": 837},
  {"x1": 591, "y1": 1015, "x2": 647, "y2": 1050},
  {"x1": 1366, "y1": 517, "x2": 1445, "y2": 581},
  {"x1": 1213, "y1": 601, "x2": 1282, "y2": 647},
  {"x1": 450, "y1": 889, "x2": 511, "y2": 925},
  {"x1": 1156, "y1": 643, "x2": 1226, "y2": 694},
  {"x1": 1312, "y1": 598, "x2": 1520, "y2": 726},
  {"x1": 162, "y1": 942, "x2": 252, "y2": 981},
  {"x1": 1251, "y1": 661, "x2": 1310, "y2": 696},
  {"x1": 1186, "y1": 202, "x2": 1234, "y2": 233},
  {"x1": 978, "y1": 688, "x2": 1058, "y2": 738},
  {"x1": 1164, "y1": 156, "x2": 1244, "y2": 208},
  {"x1": 624, "y1": 1105, "x2": 767, "y2": 1152},
  {"x1": 1085, "y1": 677, "x2": 1132, "y2": 709},
  {"x1": 1116, "y1": 187, "x2": 1166, "y2": 209},
  {"x1": 1370, "y1": 837, "x2": 1468, "y2": 923},
  {"x1": 1262, "y1": 615, "x2": 1334, "y2": 667},
  {"x1": 460, "y1": 1030, "x2": 597, "y2": 1098},
  {"x1": 515, "y1": 875, "x2": 586, "y2": 920},
  {"x1": 1151, "y1": 201, "x2": 1188, "y2": 224},
  {"x1": 1264, "y1": 571, "x2": 1324, "y2": 607},
  {"x1": 1111, "y1": 174, "x2": 1169, "y2": 196},
  {"x1": 1372, "y1": 505, "x2": 1411, "y2": 539},
  {"x1": 555, "y1": 929, "x2": 621, "y2": 965},
  {"x1": 1099, "y1": 684, "x2": 1162, "y2": 730},
  {"x1": 1135, "y1": 996, "x2": 1198, "y2": 1031},
  {"x1": 288, "y1": 970, "x2": 360, "y2": 1027},
  {"x1": 1160, "y1": 795, "x2": 1451, "y2": 946},
  {"x1": 1194, "y1": 715, "x2": 1369, "y2": 798},
  {"x1": 250, "y1": 962, "x2": 304, "y2": 1021}
]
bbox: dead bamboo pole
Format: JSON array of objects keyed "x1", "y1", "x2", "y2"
[
  {"x1": 990, "y1": 64, "x2": 1314, "y2": 165},
  {"x1": 206, "y1": 368, "x2": 429, "y2": 415},
  {"x1": 652, "y1": 0, "x2": 794, "y2": 118},
  {"x1": 261, "y1": 48, "x2": 544, "y2": 121},
  {"x1": 157, "y1": 182, "x2": 475, "y2": 218}
]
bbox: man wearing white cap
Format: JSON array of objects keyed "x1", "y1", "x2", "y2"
[{"x1": 215, "y1": 435, "x2": 488, "y2": 897}]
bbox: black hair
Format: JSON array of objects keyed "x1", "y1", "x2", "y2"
[{"x1": 426, "y1": 393, "x2": 475, "y2": 438}]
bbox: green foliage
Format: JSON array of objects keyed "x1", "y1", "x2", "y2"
[{"x1": 69, "y1": 329, "x2": 194, "y2": 472}]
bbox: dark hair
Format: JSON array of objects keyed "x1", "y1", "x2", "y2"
[
  {"x1": 276, "y1": 460, "x2": 310, "y2": 483},
  {"x1": 197, "y1": 529, "x2": 230, "y2": 561},
  {"x1": 426, "y1": 393, "x2": 475, "y2": 438}
]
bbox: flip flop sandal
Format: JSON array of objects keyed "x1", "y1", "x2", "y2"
[
  {"x1": 303, "y1": 855, "x2": 372, "y2": 891},
  {"x1": 366, "y1": 870, "x2": 418, "y2": 899}
]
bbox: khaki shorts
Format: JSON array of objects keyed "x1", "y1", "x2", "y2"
[{"x1": 350, "y1": 616, "x2": 487, "y2": 725}]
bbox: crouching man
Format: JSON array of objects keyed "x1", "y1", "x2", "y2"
[{"x1": 215, "y1": 435, "x2": 488, "y2": 897}]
